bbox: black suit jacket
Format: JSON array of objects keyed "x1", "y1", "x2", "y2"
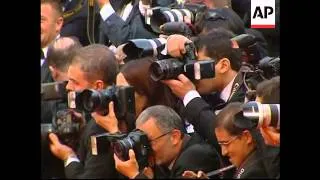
[
  {"x1": 61, "y1": 0, "x2": 100, "y2": 46},
  {"x1": 99, "y1": 0, "x2": 157, "y2": 47},
  {"x1": 65, "y1": 119, "x2": 119, "y2": 178},
  {"x1": 234, "y1": 146, "x2": 280, "y2": 178},
  {"x1": 135, "y1": 134, "x2": 222, "y2": 179}
]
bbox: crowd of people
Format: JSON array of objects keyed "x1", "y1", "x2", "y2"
[{"x1": 41, "y1": 0, "x2": 280, "y2": 179}]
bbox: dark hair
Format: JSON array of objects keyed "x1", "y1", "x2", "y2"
[
  {"x1": 47, "y1": 36, "x2": 82, "y2": 72},
  {"x1": 41, "y1": 0, "x2": 63, "y2": 17},
  {"x1": 256, "y1": 76, "x2": 280, "y2": 104},
  {"x1": 195, "y1": 8, "x2": 245, "y2": 35},
  {"x1": 215, "y1": 102, "x2": 246, "y2": 136},
  {"x1": 194, "y1": 28, "x2": 242, "y2": 71},
  {"x1": 136, "y1": 105, "x2": 184, "y2": 134},
  {"x1": 120, "y1": 57, "x2": 178, "y2": 109},
  {"x1": 71, "y1": 44, "x2": 118, "y2": 85}
]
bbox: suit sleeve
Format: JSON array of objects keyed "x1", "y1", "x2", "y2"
[
  {"x1": 183, "y1": 97, "x2": 220, "y2": 151},
  {"x1": 99, "y1": 6, "x2": 156, "y2": 47},
  {"x1": 172, "y1": 144, "x2": 222, "y2": 178},
  {"x1": 65, "y1": 150, "x2": 117, "y2": 178}
]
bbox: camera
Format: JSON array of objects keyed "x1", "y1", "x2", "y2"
[
  {"x1": 235, "y1": 101, "x2": 280, "y2": 130},
  {"x1": 231, "y1": 34, "x2": 262, "y2": 65},
  {"x1": 41, "y1": 81, "x2": 82, "y2": 148},
  {"x1": 75, "y1": 85, "x2": 135, "y2": 119},
  {"x1": 160, "y1": 22, "x2": 195, "y2": 37},
  {"x1": 257, "y1": 56, "x2": 280, "y2": 80},
  {"x1": 149, "y1": 42, "x2": 215, "y2": 81},
  {"x1": 148, "y1": 3, "x2": 207, "y2": 33},
  {"x1": 122, "y1": 38, "x2": 166, "y2": 60},
  {"x1": 91, "y1": 129, "x2": 151, "y2": 169}
]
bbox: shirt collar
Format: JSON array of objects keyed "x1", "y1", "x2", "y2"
[
  {"x1": 42, "y1": 34, "x2": 60, "y2": 59},
  {"x1": 220, "y1": 75, "x2": 237, "y2": 102}
]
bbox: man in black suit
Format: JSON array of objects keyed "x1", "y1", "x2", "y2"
[
  {"x1": 114, "y1": 105, "x2": 222, "y2": 178},
  {"x1": 41, "y1": 0, "x2": 64, "y2": 83},
  {"x1": 47, "y1": 44, "x2": 120, "y2": 178},
  {"x1": 161, "y1": 29, "x2": 248, "y2": 177},
  {"x1": 96, "y1": 0, "x2": 157, "y2": 47}
]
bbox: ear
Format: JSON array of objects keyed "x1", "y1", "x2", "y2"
[
  {"x1": 170, "y1": 129, "x2": 182, "y2": 146},
  {"x1": 242, "y1": 130, "x2": 253, "y2": 145},
  {"x1": 49, "y1": 66, "x2": 57, "y2": 80},
  {"x1": 216, "y1": 58, "x2": 231, "y2": 74},
  {"x1": 93, "y1": 80, "x2": 105, "y2": 90},
  {"x1": 56, "y1": 16, "x2": 63, "y2": 32}
]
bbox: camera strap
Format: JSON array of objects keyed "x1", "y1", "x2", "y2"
[
  {"x1": 63, "y1": 0, "x2": 84, "y2": 23},
  {"x1": 87, "y1": 0, "x2": 96, "y2": 44},
  {"x1": 226, "y1": 71, "x2": 244, "y2": 102}
]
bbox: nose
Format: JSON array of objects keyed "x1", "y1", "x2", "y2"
[{"x1": 221, "y1": 145, "x2": 228, "y2": 156}]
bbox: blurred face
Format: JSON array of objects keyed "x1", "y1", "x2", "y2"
[
  {"x1": 41, "y1": 3, "x2": 63, "y2": 48},
  {"x1": 116, "y1": 72, "x2": 148, "y2": 117},
  {"x1": 137, "y1": 118, "x2": 179, "y2": 166},
  {"x1": 66, "y1": 63, "x2": 95, "y2": 91},
  {"x1": 194, "y1": 48, "x2": 228, "y2": 94},
  {"x1": 215, "y1": 127, "x2": 254, "y2": 168}
]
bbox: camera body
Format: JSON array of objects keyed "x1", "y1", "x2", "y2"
[
  {"x1": 75, "y1": 85, "x2": 136, "y2": 119},
  {"x1": 41, "y1": 81, "x2": 82, "y2": 148},
  {"x1": 150, "y1": 42, "x2": 215, "y2": 81},
  {"x1": 91, "y1": 129, "x2": 151, "y2": 169}
]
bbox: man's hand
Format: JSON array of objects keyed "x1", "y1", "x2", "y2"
[
  {"x1": 96, "y1": 0, "x2": 110, "y2": 8},
  {"x1": 166, "y1": 34, "x2": 192, "y2": 58},
  {"x1": 91, "y1": 101, "x2": 119, "y2": 134},
  {"x1": 260, "y1": 127, "x2": 280, "y2": 146},
  {"x1": 48, "y1": 133, "x2": 76, "y2": 161},
  {"x1": 115, "y1": 43, "x2": 127, "y2": 64},
  {"x1": 182, "y1": 170, "x2": 209, "y2": 179},
  {"x1": 161, "y1": 74, "x2": 196, "y2": 99},
  {"x1": 114, "y1": 149, "x2": 140, "y2": 179}
]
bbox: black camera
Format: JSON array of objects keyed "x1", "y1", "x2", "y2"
[
  {"x1": 235, "y1": 101, "x2": 280, "y2": 130},
  {"x1": 231, "y1": 34, "x2": 263, "y2": 65},
  {"x1": 148, "y1": 3, "x2": 207, "y2": 33},
  {"x1": 149, "y1": 43, "x2": 215, "y2": 81},
  {"x1": 112, "y1": 129, "x2": 151, "y2": 169},
  {"x1": 41, "y1": 81, "x2": 82, "y2": 148},
  {"x1": 75, "y1": 85, "x2": 135, "y2": 119},
  {"x1": 91, "y1": 129, "x2": 151, "y2": 169},
  {"x1": 160, "y1": 22, "x2": 195, "y2": 37},
  {"x1": 122, "y1": 38, "x2": 166, "y2": 60},
  {"x1": 257, "y1": 56, "x2": 280, "y2": 80}
]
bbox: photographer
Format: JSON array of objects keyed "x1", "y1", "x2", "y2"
[
  {"x1": 113, "y1": 105, "x2": 222, "y2": 178},
  {"x1": 214, "y1": 102, "x2": 279, "y2": 178},
  {"x1": 41, "y1": 36, "x2": 83, "y2": 178},
  {"x1": 48, "y1": 44, "x2": 120, "y2": 178},
  {"x1": 162, "y1": 28, "x2": 247, "y2": 146}
]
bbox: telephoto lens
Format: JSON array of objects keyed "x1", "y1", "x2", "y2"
[{"x1": 242, "y1": 101, "x2": 280, "y2": 130}]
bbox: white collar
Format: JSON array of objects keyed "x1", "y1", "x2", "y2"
[
  {"x1": 42, "y1": 34, "x2": 60, "y2": 59},
  {"x1": 220, "y1": 75, "x2": 237, "y2": 102}
]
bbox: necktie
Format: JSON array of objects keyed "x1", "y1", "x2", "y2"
[{"x1": 41, "y1": 49, "x2": 44, "y2": 59}]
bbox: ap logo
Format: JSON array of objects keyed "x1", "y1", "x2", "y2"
[{"x1": 251, "y1": 0, "x2": 276, "y2": 28}]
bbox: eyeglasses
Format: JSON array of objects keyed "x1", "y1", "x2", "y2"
[
  {"x1": 218, "y1": 136, "x2": 239, "y2": 146},
  {"x1": 149, "y1": 130, "x2": 173, "y2": 143}
]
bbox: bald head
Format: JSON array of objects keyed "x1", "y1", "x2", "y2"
[{"x1": 47, "y1": 36, "x2": 82, "y2": 72}]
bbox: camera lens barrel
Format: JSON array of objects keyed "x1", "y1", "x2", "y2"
[
  {"x1": 243, "y1": 101, "x2": 280, "y2": 130},
  {"x1": 150, "y1": 59, "x2": 185, "y2": 81}
]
